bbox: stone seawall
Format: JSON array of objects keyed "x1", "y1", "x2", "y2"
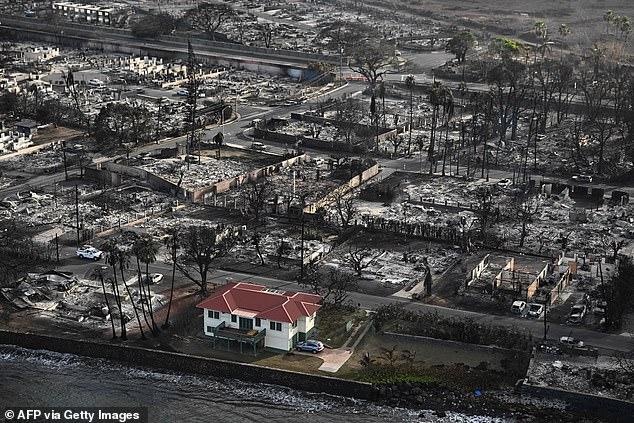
[
  {"x1": 0, "y1": 330, "x2": 374, "y2": 400},
  {"x1": 522, "y1": 383, "x2": 634, "y2": 423}
]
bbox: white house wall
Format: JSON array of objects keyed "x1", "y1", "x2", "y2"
[{"x1": 202, "y1": 308, "x2": 315, "y2": 352}]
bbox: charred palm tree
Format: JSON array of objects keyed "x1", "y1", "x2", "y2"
[
  {"x1": 134, "y1": 235, "x2": 160, "y2": 334},
  {"x1": 119, "y1": 247, "x2": 145, "y2": 340},
  {"x1": 95, "y1": 267, "x2": 116, "y2": 340},
  {"x1": 162, "y1": 229, "x2": 180, "y2": 329},
  {"x1": 103, "y1": 241, "x2": 126, "y2": 341},
  {"x1": 131, "y1": 238, "x2": 153, "y2": 335}
]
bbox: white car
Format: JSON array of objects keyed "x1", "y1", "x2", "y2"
[
  {"x1": 76, "y1": 245, "x2": 104, "y2": 260},
  {"x1": 176, "y1": 89, "x2": 189, "y2": 96},
  {"x1": 88, "y1": 79, "x2": 104, "y2": 87},
  {"x1": 527, "y1": 303, "x2": 544, "y2": 318},
  {"x1": 251, "y1": 142, "x2": 267, "y2": 151},
  {"x1": 511, "y1": 300, "x2": 527, "y2": 315},
  {"x1": 139, "y1": 273, "x2": 164, "y2": 285},
  {"x1": 572, "y1": 174, "x2": 593, "y2": 183},
  {"x1": 560, "y1": 336, "x2": 584, "y2": 348}
]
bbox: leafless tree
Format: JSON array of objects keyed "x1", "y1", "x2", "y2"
[
  {"x1": 387, "y1": 134, "x2": 404, "y2": 155},
  {"x1": 242, "y1": 179, "x2": 272, "y2": 222},
  {"x1": 349, "y1": 39, "x2": 395, "y2": 91},
  {"x1": 602, "y1": 235, "x2": 627, "y2": 261},
  {"x1": 514, "y1": 196, "x2": 541, "y2": 249},
  {"x1": 186, "y1": 2, "x2": 235, "y2": 41},
  {"x1": 257, "y1": 23, "x2": 274, "y2": 48},
  {"x1": 333, "y1": 190, "x2": 357, "y2": 227},
  {"x1": 252, "y1": 230, "x2": 265, "y2": 266},
  {"x1": 334, "y1": 98, "x2": 364, "y2": 144},
  {"x1": 176, "y1": 225, "x2": 237, "y2": 295},
  {"x1": 301, "y1": 267, "x2": 358, "y2": 306},
  {"x1": 344, "y1": 246, "x2": 384, "y2": 277},
  {"x1": 472, "y1": 187, "x2": 496, "y2": 242}
]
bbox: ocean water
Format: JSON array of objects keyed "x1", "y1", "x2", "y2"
[{"x1": 0, "y1": 345, "x2": 510, "y2": 423}]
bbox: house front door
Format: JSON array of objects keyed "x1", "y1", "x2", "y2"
[{"x1": 239, "y1": 317, "x2": 253, "y2": 330}]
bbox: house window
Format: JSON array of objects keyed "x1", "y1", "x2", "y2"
[
  {"x1": 270, "y1": 322, "x2": 282, "y2": 331},
  {"x1": 255, "y1": 318, "x2": 261, "y2": 327},
  {"x1": 292, "y1": 321, "x2": 297, "y2": 328},
  {"x1": 270, "y1": 321, "x2": 275, "y2": 330},
  {"x1": 206, "y1": 326, "x2": 212, "y2": 333},
  {"x1": 208, "y1": 310, "x2": 219, "y2": 319},
  {"x1": 231, "y1": 314, "x2": 237, "y2": 323}
]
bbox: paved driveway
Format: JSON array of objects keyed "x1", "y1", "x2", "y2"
[{"x1": 295, "y1": 347, "x2": 353, "y2": 373}]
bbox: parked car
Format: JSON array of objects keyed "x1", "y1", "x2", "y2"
[
  {"x1": 560, "y1": 336, "x2": 584, "y2": 348},
  {"x1": 88, "y1": 78, "x2": 104, "y2": 87},
  {"x1": 497, "y1": 178, "x2": 512, "y2": 187},
  {"x1": 511, "y1": 300, "x2": 527, "y2": 315},
  {"x1": 527, "y1": 303, "x2": 545, "y2": 318},
  {"x1": 296, "y1": 340, "x2": 324, "y2": 353},
  {"x1": 139, "y1": 273, "x2": 164, "y2": 285},
  {"x1": 251, "y1": 142, "x2": 267, "y2": 151},
  {"x1": 567, "y1": 304, "x2": 587, "y2": 324},
  {"x1": 176, "y1": 89, "x2": 189, "y2": 96},
  {"x1": 572, "y1": 174, "x2": 593, "y2": 183},
  {"x1": 76, "y1": 245, "x2": 104, "y2": 261}
]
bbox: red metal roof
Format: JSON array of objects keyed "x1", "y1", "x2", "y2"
[{"x1": 196, "y1": 282, "x2": 321, "y2": 324}]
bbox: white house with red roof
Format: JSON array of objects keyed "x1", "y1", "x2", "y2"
[{"x1": 196, "y1": 282, "x2": 321, "y2": 352}]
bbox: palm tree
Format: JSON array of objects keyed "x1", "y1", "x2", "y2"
[
  {"x1": 162, "y1": 229, "x2": 180, "y2": 329},
  {"x1": 134, "y1": 235, "x2": 160, "y2": 334},
  {"x1": 95, "y1": 267, "x2": 116, "y2": 340},
  {"x1": 103, "y1": 240, "x2": 126, "y2": 341},
  {"x1": 119, "y1": 246, "x2": 146, "y2": 340},
  {"x1": 131, "y1": 238, "x2": 153, "y2": 335},
  {"x1": 428, "y1": 81, "x2": 453, "y2": 170},
  {"x1": 558, "y1": 24, "x2": 571, "y2": 61},
  {"x1": 533, "y1": 21, "x2": 549, "y2": 60}
]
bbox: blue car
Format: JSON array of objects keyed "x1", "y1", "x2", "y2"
[{"x1": 296, "y1": 340, "x2": 324, "y2": 353}]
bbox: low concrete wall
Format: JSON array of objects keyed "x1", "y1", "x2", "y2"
[
  {"x1": 382, "y1": 332, "x2": 525, "y2": 357},
  {"x1": 305, "y1": 163, "x2": 379, "y2": 213},
  {"x1": 522, "y1": 382, "x2": 634, "y2": 423},
  {"x1": 254, "y1": 127, "x2": 363, "y2": 154},
  {"x1": 290, "y1": 113, "x2": 398, "y2": 142},
  {"x1": 86, "y1": 162, "x2": 189, "y2": 199},
  {"x1": 0, "y1": 329, "x2": 374, "y2": 400}
]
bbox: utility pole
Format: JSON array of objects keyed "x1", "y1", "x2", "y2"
[
  {"x1": 300, "y1": 216, "x2": 305, "y2": 281},
  {"x1": 544, "y1": 303, "x2": 550, "y2": 342},
  {"x1": 339, "y1": 45, "x2": 343, "y2": 84},
  {"x1": 61, "y1": 140, "x2": 68, "y2": 180},
  {"x1": 299, "y1": 195, "x2": 307, "y2": 281},
  {"x1": 186, "y1": 39, "x2": 199, "y2": 166},
  {"x1": 75, "y1": 184, "x2": 80, "y2": 248},
  {"x1": 55, "y1": 233, "x2": 59, "y2": 264},
  {"x1": 155, "y1": 97, "x2": 162, "y2": 141}
]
